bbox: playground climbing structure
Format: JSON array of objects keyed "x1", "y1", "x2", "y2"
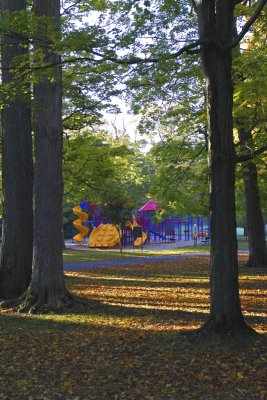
[
  {"x1": 88, "y1": 224, "x2": 120, "y2": 248},
  {"x1": 71, "y1": 199, "x2": 210, "y2": 247}
]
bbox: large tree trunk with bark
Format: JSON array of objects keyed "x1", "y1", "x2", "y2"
[
  {"x1": 195, "y1": 0, "x2": 252, "y2": 335},
  {"x1": 238, "y1": 128, "x2": 267, "y2": 268},
  {"x1": 0, "y1": 0, "x2": 33, "y2": 299},
  {"x1": 20, "y1": 0, "x2": 72, "y2": 312}
]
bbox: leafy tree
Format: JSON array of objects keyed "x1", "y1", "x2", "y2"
[
  {"x1": 101, "y1": 196, "x2": 134, "y2": 252},
  {"x1": 233, "y1": 10, "x2": 267, "y2": 268},
  {"x1": 60, "y1": 0, "x2": 127, "y2": 133},
  {"x1": 63, "y1": 131, "x2": 130, "y2": 201},
  {"x1": 238, "y1": 129, "x2": 267, "y2": 268},
  {"x1": 0, "y1": 0, "x2": 33, "y2": 299},
  {"x1": 18, "y1": 0, "x2": 72, "y2": 312},
  {"x1": 192, "y1": 1, "x2": 240, "y2": 335},
  {"x1": 63, "y1": 130, "x2": 150, "y2": 211},
  {"x1": 149, "y1": 135, "x2": 209, "y2": 216},
  {"x1": 98, "y1": 0, "x2": 267, "y2": 335},
  {"x1": 123, "y1": 47, "x2": 208, "y2": 216},
  {"x1": 59, "y1": 0, "x2": 265, "y2": 334},
  {"x1": 129, "y1": 2, "x2": 266, "y2": 242}
]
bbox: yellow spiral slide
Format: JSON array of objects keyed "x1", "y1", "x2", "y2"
[{"x1": 73, "y1": 206, "x2": 89, "y2": 242}]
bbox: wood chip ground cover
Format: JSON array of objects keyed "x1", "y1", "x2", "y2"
[{"x1": 0, "y1": 256, "x2": 266, "y2": 399}]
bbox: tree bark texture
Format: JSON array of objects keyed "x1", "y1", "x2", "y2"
[
  {"x1": 21, "y1": 0, "x2": 71, "y2": 312},
  {"x1": 238, "y1": 128, "x2": 267, "y2": 268},
  {"x1": 0, "y1": 0, "x2": 33, "y2": 299},
  {"x1": 195, "y1": 0, "x2": 249, "y2": 333}
]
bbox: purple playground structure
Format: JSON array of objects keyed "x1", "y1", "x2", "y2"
[
  {"x1": 134, "y1": 201, "x2": 210, "y2": 244},
  {"x1": 73, "y1": 199, "x2": 210, "y2": 246}
]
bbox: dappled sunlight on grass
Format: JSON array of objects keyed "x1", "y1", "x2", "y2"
[
  {"x1": 62, "y1": 256, "x2": 266, "y2": 334},
  {"x1": 239, "y1": 273, "x2": 267, "y2": 333}
]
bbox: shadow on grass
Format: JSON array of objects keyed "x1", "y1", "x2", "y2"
[
  {"x1": 0, "y1": 310, "x2": 266, "y2": 400},
  {"x1": 0, "y1": 305, "x2": 266, "y2": 350}
]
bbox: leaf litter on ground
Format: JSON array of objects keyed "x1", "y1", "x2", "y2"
[{"x1": 0, "y1": 255, "x2": 266, "y2": 400}]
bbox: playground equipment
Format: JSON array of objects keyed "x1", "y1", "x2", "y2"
[
  {"x1": 138, "y1": 200, "x2": 163, "y2": 213},
  {"x1": 71, "y1": 198, "x2": 210, "y2": 247},
  {"x1": 132, "y1": 214, "x2": 147, "y2": 246},
  {"x1": 73, "y1": 206, "x2": 89, "y2": 242},
  {"x1": 197, "y1": 231, "x2": 210, "y2": 243},
  {"x1": 88, "y1": 223, "x2": 120, "y2": 248}
]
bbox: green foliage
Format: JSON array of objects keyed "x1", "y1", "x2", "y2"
[
  {"x1": 101, "y1": 198, "x2": 134, "y2": 227},
  {"x1": 0, "y1": 4, "x2": 124, "y2": 123},
  {"x1": 233, "y1": 8, "x2": 267, "y2": 222},
  {"x1": 0, "y1": 9, "x2": 31, "y2": 38},
  {"x1": 63, "y1": 131, "x2": 128, "y2": 201},
  {"x1": 63, "y1": 130, "x2": 150, "y2": 216},
  {"x1": 0, "y1": 9, "x2": 63, "y2": 107},
  {"x1": 233, "y1": 8, "x2": 267, "y2": 141},
  {"x1": 149, "y1": 136, "x2": 209, "y2": 215},
  {"x1": 96, "y1": 0, "x2": 208, "y2": 218}
]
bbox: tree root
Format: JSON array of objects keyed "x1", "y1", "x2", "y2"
[
  {"x1": 0, "y1": 296, "x2": 24, "y2": 309},
  {"x1": 184, "y1": 318, "x2": 257, "y2": 345},
  {"x1": 245, "y1": 259, "x2": 267, "y2": 269},
  {"x1": 0, "y1": 289, "x2": 90, "y2": 314}
]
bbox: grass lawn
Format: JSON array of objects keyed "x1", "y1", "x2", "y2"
[
  {"x1": 0, "y1": 255, "x2": 266, "y2": 399},
  {"x1": 63, "y1": 244, "x2": 211, "y2": 264}
]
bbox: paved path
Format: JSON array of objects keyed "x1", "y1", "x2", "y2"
[{"x1": 64, "y1": 241, "x2": 248, "y2": 271}]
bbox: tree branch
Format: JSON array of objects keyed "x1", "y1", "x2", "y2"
[
  {"x1": 236, "y1": 145, "x2": 267, "y2": 163},
  {"x1": 61, "y1": 0, "x2": 84, "y2": 16},
  {"x1": 1, "y1": 38, "x2": 202, "y2": 78},
  {"x1": 191, "y1": 0, "x2": 197, "y2": 13},
  {"x1": 232, "y1": 0, "x2": 245, "y2": 6},
  {"x1": 91, "y1": 39, "x2": 203, "y2": 65},
  {"x1": 228, "y1": 0, "x2": 267, "y2": 50}
]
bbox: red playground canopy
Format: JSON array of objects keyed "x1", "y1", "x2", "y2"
[{"x1": 138, "y1": 200, "x2": 163, "y2": 212}]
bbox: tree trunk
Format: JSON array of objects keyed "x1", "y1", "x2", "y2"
[
  {"x1": 20, "y1": 0, "x2": 72, "y2": 312},
  {"x1": 195, "y1": 0, "x2": 252, "y2": 335},
  {"x1": 0, "y1": 0, "x2": 33, "y2": 299},
  {"x1": 62, "y1": 228, "x2": 67, "y2": 250},
  {"x1": 238, "y1": 128, "x2": 267, "y2": 268}
]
